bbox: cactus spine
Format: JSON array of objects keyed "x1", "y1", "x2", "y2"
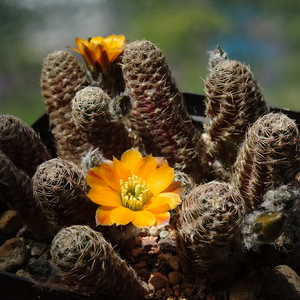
[
  {"x1": 41, "y1": 50, "x2": 91, "y2": 163},
  {"x1": 122, "y1": 40, "x2": 207, "y2": 183},
  {"x1": 50, "y1": 225, "x2": 149, "y2": 299}
]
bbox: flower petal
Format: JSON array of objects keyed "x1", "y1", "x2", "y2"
[
  {"x1": 120, "y1": 148, "x2": 143, "y2": 174},
  {"x1": 98, "y1": 160, "x2": 131, "y2": 192},
  {"x1": 155, "y1": 212, "x2": 171, "y2": 227},
  {"x1": 162, "y1": 181, "x2": 185, "y2": 195},
  {"x1": 87, "y1": 186, "x2": 121, "y2": 207},
  {"x1": 96, "y1": 206, "x2": 135, "y2": 226},
  {"x1": 134, "y1": 155, "x2": 158, "y2": 181},
  {"x1": 146, "y1": 162, "x2": 174, "y2": 195},
  {"x1": 132, "y1": 210, "x2": 156, "y2": 228},
  {"x1": 143, "y1": 193, "x2": 181, "y2": 213}
]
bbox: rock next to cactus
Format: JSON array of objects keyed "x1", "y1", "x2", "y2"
[
  {"x1": 0, "y1": 114, "x2": 51, "y2": 177},
  {"x1": 41, "y1": 50, "x2": 91, "y2": 164},
  {"x1": 122, "y1": 40, "x2": 208, "y2": 183},
  {"x1": 176, "y1": 180, "x2": 245, "y2": 284},
  {"x1": 32, "y1": 158, "x2": 97, "y2": 231},
  {"x1": 72, "y1": 86, "x2": 133, "y2": 159},
  {"x1": 50, "y1": 225, "x2": 149, "y2": 300}
]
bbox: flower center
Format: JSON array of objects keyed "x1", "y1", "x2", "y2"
[{"x1": 120, "y1": 175, "x2": 151, "y2": 211}]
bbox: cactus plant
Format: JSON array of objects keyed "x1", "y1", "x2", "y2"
[
  {"x1": 232, "y1": 112, "x2": 300, "y2": 211},
  {"x1": 32, "y1": 158, "x2": 97, "y2": 230},
  {"x1": 122, "y1": 40, "x2": 208, "y2": 183},
  {"x1": 204, "y1": 58, "x2": 269, "y2": 168},
  {"x1": 41, "y1": 50, "x2": 91, "y2": 164},
  {"x1": 176, "y1": 180, "x2": 245, "y2": 283},
  {"x1": 0, "y1": 114, "x2": 51, "y2": 177},
  {"x1": 0, "y1": 151, "x2": 55, "y2": 241},
  {"x1": 50, "y1": 225, "x2": 149, "y2": 299},
  {"x1": 72, "y1": 86, "x2": 133, "y2": 159}
]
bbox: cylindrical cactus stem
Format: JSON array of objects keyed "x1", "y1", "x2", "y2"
[
  {"x1": 204, "y1": 59, "x2": 269, "y2": 167},
  {"x1": 50, "y1": 225, "x2": 149, "y2": 299},
  {"x1": 0, "y1": 152, "x2": 55, "y2": 241},
  {"x1": 122, "y1": 40, "x2": 208, "y2": 183},
  {"x1": 72, "y1": 86, "x2": 133, "y2": 160},
  {"x1": 232, "y1": 112, "x2": 300, "y2": 212},
  {"x1": 32, "y1": 158, "x2": 97, "y2": 229},
  {"x1": 41, "y1": 50, "x2": 91, "y2": 164},
  {"x1": 176, "y1": 181, "x2": 245, "y2": 284},
  {"x1": 0, "y1": 115, "x2": 51, "y2": 177}
]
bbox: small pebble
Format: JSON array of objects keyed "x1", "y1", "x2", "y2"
[
  {"x1": 149, "y1": 226, "x2": 159, "y2": 237},
  {"x1": 134, "y1": 261, "x2": 148, "y2": 269},
  {"x1": 148, "y1": 273, "x2": 168, "y2": 291},
  {"x1": 159, "y1": 230, "x2": 169, "y2": 239},
  {"x1": 0, "y1": 210, "x2": 23, "y2": 235},
  {"x1": 169, "y1": 255, "x2": 180, "y2": 272},
  {"x1": 173, "y1": 284, "x2": 181, "y2": 291},
  {"x1": 0, "y1": 237, "x2": 27, "y2": 272},
  {"x1": 168, "y1": 271, "x2": 183, "y2": 285},
  {"x1": 131, "y1": 248, "x2": 144, "y2": 257},
  {"x1": 136, "y1": 268, "x2": 150, "y2": 281}
]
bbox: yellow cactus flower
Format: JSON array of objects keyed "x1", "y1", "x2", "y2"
[
  {"x1": 70, "y1": 34, "x2": 126, "y2": 77},
  {"x1": 86, "y1": 148, "x2": 183, "y2": 228}
]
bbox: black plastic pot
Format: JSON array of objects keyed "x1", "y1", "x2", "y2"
[{"x1": 1, "y1": 92, "x2": 300, "y2": 300}]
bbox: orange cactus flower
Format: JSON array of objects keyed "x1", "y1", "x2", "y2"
[
  {"x1": 70, "y1": 34, "x2": 126, "y2": 76},
  {"x1": 86, "y1": 148, "x2": 183, "y2": 228}
]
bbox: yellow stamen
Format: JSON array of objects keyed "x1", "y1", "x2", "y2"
[{"x1": 120, "y1": 175, "x2": 151, "y2": 211}]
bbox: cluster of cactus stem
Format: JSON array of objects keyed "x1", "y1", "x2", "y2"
[{"x1": 1, "y1": 36, "x2": 300, "y2": 296}]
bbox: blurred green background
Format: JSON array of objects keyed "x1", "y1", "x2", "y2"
[{"x1": 1, "y1": 0, "x2": 300, "y2": 125}]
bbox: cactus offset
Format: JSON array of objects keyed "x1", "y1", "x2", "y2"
[
  {"x1": 0, "y1": 115, "x2": 51, "y2": 177},
  {"x1": 122, "y1": 40, "x2": 207, "y2": 183},
  {"x1": 41, "y1": 50, "x2": 91, "y2": 164},
  {"x1": 0, "y1": 152, "x2": 55, "y2": 241},
  {"x1": 205, "y1": 59, "x2": 268, "y2": 168},
  {"x1": 232, "y1": 112, "x2": 300, "y2": 211},
  {"x1": 50, "y1": 225, "x2": 149, "y2": 299},
  {"x1": 177, "y1": 181, "x2": 245, "y2": 283},
  {"x1": 72, "y1": 86, "x2": 133, "y2": 159},
  {"x1": 32, "y1": 158, "x2": 97, "y2": 229}
]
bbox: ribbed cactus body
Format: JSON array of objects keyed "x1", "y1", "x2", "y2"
[
  {"x1": 177, "y1": 181, "x2": 244, "y2": 283},
  {"x1": 32, "y1": 158, "x2": 96, "y2": 228},
  {"x1": 41, "y1": 50, "x2": 90, "y2": 163},
  {"x1": 50, "y1": 225, "x2": 148, "y2": 299},
  {"x1": 122, "y1": 40, "x2": 207, "y2": 183},
  {"x1": 0, "y1": 115, "x2": 51, "y2": 177},
  {"x1": 0, "y1": 152, "x2": 54, "y2": 240},
  {"x1": 205, "y1": 60, "x2": 268, "y2": 167},
  {"x1": 232, "y1": 112, "x2": 300, "y2": 211},
  {"x1": 72, "y1": 86, "x2": 133, "y2": 159}
]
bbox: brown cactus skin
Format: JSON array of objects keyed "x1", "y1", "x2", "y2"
[
  {"x1": 204, "y1": 59, "x2": 269, "y2": 168},
  {"x1": 50, "y1": 225, "x2": 149, "y2": 300},
  {"x1": 176, "y1": 181, "x2": 245, "y2": 284},
  {"x1": 0, "y1": 115, "x2": 51, "y2": 177},
  {"x1": 0, "y1": 152, "x2": 55, "y2": 241},
  {"x1": 32, "y1": 158, "x2": 97, "y2": 229},
  {"x1": 122, "y1": 40, "x2": 208, "y2": 183},
  {"x1": 232, "y1": 112, "x2": 300, "y2": 212},
  {"x1": 41, "y1": 50, "x2": 91, "y2": 164},
  {"x1": 72, "y1": 86, "x2": 133, "y2": 160}
]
